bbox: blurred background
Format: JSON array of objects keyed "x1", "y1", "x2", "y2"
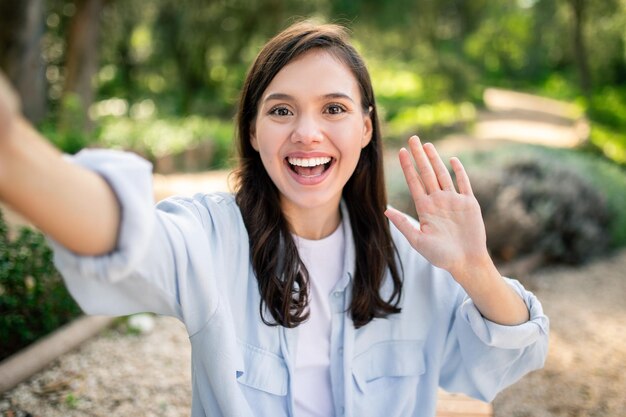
[
  {"x1": 1, "y1": 0, "x2": 626, "y2": 416},
  {"x1": 0, "y1": 0, "x2": 625, "y2": 164}
]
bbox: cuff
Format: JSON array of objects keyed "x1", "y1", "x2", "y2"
[
  {"x1": 459, "y1": 278, "x2": 549, "y2": 349},
  {"x1": 49, "y1": 149, "x2": 155, "y2": 283}
]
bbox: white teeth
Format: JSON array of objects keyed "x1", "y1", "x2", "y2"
[{"x1": 287, "y1": 156, "x2": 332, "y2": 167}]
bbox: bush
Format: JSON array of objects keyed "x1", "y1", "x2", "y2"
[
  {"x1": 471, "y1": 158, "x2": 611, "y2": 264},
  {"x1": 457, "y1": 144, "x2": 626, "y2": 249},
  {"x1": 0, "y1": 210, "x2": 82, "y2": 361}
]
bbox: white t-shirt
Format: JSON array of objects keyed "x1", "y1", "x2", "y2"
[{"x1": 293, "y1": 223, "x2": 345, "y2": 417}]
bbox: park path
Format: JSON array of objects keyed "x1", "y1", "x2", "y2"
[
  {"x1": 1, "y1": 88, "x2": 584, "y2": 417},
  {"x1": 434, "y1": 87, "x2": 586, "y2": 157},
  {"x1": 475, "y1": 87, "x2": 586, "y2": 147}
]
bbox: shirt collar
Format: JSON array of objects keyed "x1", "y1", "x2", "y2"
[{"x1": 337, "y1": 199, "x2": 356, "y2": 292}]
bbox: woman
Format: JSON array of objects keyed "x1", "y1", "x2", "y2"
[{"x1": 0, "y1": 21, "x2": 548, "y2": 417}]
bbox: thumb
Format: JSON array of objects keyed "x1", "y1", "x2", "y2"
[{"x1": 384, "y1": 207, "x2": 422, "y2": 252}]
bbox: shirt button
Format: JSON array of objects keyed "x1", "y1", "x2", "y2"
[{"x1": 333, "y1": 291, "x2": 342, "y2": 298}]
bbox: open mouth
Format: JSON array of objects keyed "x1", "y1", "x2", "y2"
[{"x1": 286, "y1": 156, "x2": 334, "y2": 178}]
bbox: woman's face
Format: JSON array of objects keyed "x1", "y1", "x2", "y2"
[{"x1": 251, "y1": 49, "x2": 372, "y2": 218}]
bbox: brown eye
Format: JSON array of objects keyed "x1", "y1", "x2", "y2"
[
  {"x1": 269, "y1": 106, "x2": 292, "y2": 116},
  {"x1": 325, "y1": 104, "x2": 346, "y2": 115}
]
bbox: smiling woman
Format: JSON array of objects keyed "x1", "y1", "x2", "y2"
[{"x1": 0, "y1": 21, "x2": 548, "y2": 417}]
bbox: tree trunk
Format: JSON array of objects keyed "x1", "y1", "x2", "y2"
[
  {"x1": 569, "y1": 0, "x2": 592, "y2": 102},
  {"x1": 61, "y1": 0, "x2": 107, "y2": 131},
  {"x1": 0, "y1": 0, "x2": 47, "y2": 124}
]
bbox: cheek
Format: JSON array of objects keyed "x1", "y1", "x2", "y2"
[
  {"x1": 256, "y1": 121, "x2": 289, "y2": 149},
  {"x1": 330, "y1": 123, "x2": 366, "y2": 156},
  {"x1": 256, "y1": 142, "x2": 283, "y2": 170}
]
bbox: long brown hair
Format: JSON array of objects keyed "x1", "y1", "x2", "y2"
[{"x1": 234, "y1": 21, "x2": 402, "y2": 328}]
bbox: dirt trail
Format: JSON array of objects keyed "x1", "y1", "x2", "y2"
[{"x1": 474, "y1": 88, "x2": 588, "y2": 148}]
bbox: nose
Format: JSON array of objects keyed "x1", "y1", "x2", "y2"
[{"x1": 290, "y1": 113, "x2": 324, "y2": 145}]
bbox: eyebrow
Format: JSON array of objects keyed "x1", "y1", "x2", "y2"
[{"x1": 263, "y1": 92, "x2": 355, "y2": 104}]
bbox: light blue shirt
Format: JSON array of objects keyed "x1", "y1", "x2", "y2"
[{"x1": 51, "y1": 149, "x2": 549, "y2": 417}]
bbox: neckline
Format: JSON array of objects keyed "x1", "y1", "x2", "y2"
[{"x1": 294, "y1": 221, "x2": 344, "y2": 247}]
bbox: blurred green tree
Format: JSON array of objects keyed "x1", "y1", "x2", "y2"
[{"x1": 0, "y1": 0, "x2": 624, "y2": 159}]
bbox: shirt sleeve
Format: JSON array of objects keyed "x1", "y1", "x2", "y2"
[
  {"x1": 438, "y1": 277, "x2": 549, "y2": 402},
  {"x1": 49, "y1": 149, "x2": 220, "y2": 333}
]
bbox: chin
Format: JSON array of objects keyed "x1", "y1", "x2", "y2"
[{"x1": 281, "y1": 191, "x2": 341, "y2": 212}]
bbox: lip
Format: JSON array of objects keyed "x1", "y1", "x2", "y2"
[
  {"x1": 284, "y1": 152, "x2": 336, "y2": 186},
  {"x1": 285, "y1": 151, "x2": 334, "y2": 158}
]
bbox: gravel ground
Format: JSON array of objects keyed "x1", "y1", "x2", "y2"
[
  {"x1": 1, "y1": 317, "x2": 193, "y2": 417},
  {"x1": 2, "y1": 249, "x2": 625, "y2": 416},
  {"x1": 493, "y1": 249, "x2": 626, "y2": 417}
]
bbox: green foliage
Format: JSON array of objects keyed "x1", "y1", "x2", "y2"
[
  {"x1": 367, "y1": 61, "x2": 478, "y2": 142},
  {"x1": 0, "y1": 210, "x2": 82, "y2": 361},
  {"x1": 464, "y1": 7, "x2": 534, "y2": 75},
  {"x1": 41, "y1": 121, "x2": 98, "y2": 156},
  {"x1": 590, "y1": 124, "x2": 626, "y2": 166},
  {"x1": 32, "y1": 0, "x2": 626, "y2": 173},
  {"x1": 65, "y1": 392, "x2": 79, "y2": 409},
  {"x1": 40, "y1": 93, "x2": 99, "y2": 155},
  {"x1": 591, "y1": 87, "x2": 626, "y2": 128},
  {"x1": 97, "y1": 115, "x2": 234, "y2": 168},
  {"x1": 532, "y1": 72, "x2": 583, "y2": 102},
  {"x1": 385, "y1": 101, "x2": 476, "y2": 143}
]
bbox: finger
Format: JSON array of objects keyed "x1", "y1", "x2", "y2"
[
  {"x1": 423, "y1": 142, "x2": 455, "y2": 191},
  {"x1": 398, "y1": 147, "x2": 426, "y2": 201},
  {"x1": 450, "y1": 157, "x2": 473, "y2": 196},
  {"x1": 408, "y1": 136, "x2": 439, "y2": 194},
  {"x1": 384, "y1": 207, "x2": 422, "y2": 250}
]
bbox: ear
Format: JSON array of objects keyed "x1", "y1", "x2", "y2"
[{"x1": 361, "y1": 106, "x2": 373, "y2": 148}]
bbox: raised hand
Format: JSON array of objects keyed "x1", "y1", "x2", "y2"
[
  {"x1": 384, "y1": 136, "x2": 490, "y2": 282},
  {"x1": 385, "y1": 136, "x2": 530, "y2": 324}
]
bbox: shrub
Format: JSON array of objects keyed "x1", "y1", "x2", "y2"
[
  {"x1": 457, "y1": 143, "x2": 626, "y2": 249},
  {"x1": 0, "y1": 210, "x2": 82, "y2": 361},
  {"x1": 471, "y1": 158, "x2": 611, "y2": 264}
]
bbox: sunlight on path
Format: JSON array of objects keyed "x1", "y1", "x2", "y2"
[{"x1": 473, "y1": 88, "x2": 588, "y2": 148}]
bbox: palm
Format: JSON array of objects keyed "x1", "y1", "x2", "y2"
[{"x1": 386, "y1": 137, "x2": 489, "y2": 276}]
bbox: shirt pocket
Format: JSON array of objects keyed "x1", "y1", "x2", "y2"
[
  {"x1": 236, "y1": 341, "x2": 289, "y2": 396},
  {"x1": 352, "y1": 339, "x2": 425, "y2": 395}
]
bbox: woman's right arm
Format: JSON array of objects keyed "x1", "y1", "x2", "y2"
[
  {"x1": 0, "y1": 73, "x2": 224, "y2": 328},
  {"x1": 0, "y1": 72, "x2": 120, "y2": 255}
]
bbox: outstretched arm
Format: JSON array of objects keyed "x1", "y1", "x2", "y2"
[
  {"x1": 0, "y1": 72, "x2": 120, "y2": 255},
  {"x1": 385, "y1": 136, "x2": 529, "y2": 325}
]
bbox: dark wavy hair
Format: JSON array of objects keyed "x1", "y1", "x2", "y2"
[{"x1": 234, "y1": 21, "x2": 402, "y2": 328}]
